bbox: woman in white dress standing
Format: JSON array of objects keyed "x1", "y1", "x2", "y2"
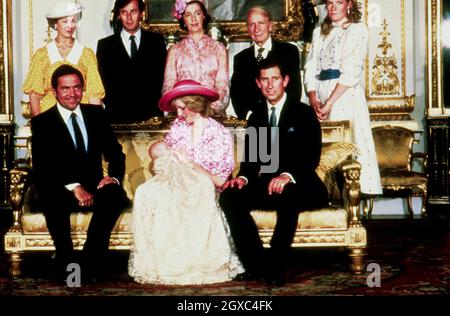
[{"x1": 304, "y1": 0, "x2": 382, "y2": 195}]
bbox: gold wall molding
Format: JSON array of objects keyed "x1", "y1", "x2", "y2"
[
  {"x1": 426, "y1": 0, "x2": 449, "y2": 116},
  {"x1": 0, "y1": 0, "x2": 5, "y2": 115},
  {"x1": 370, "y1": 19, "x2": 400, "y2": 96},
  {"x1": 365, "y1": 0, "x2": 411, "y2": 116},
  {"x1": 28, "y1": 0, "x2": 33, "y2": 58}
]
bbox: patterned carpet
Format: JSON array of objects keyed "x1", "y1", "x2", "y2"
[{"x1": 1, "y1": 218, "x2": 449, "y2": 297}]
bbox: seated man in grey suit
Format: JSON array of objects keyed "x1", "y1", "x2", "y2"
[
  {"x1": 31, "y1": 65, "x2": 129, "y2": 283},
  {"x1": 96, "y1": 0, "x2": 167, "y2": 123},
  {"x1": 230, "y1": 6, "x2": 301, "y2": 119}
]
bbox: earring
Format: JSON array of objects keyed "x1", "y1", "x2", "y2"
[
  {"x1": 54, "y1": 25, "x2": 58, "y2": 30},
  {"x1": 347, "y1": 8, "x2": 350, "y2": 15}
]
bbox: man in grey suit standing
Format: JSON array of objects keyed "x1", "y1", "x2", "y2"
[
  {"x1": 97, "y1": 0, "x2": 167, "y2": 123},
  {"x1": 230, "y1": 6, "x2": 301, "y2": 119}
]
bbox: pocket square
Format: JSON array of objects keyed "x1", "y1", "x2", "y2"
[{"x1": 287, "y1": 127, "x2": 295, "y2": 132}]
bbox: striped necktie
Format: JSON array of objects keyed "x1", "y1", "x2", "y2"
[{"x1": 256, "y1": 47, "x2": 264, "y2": 63}]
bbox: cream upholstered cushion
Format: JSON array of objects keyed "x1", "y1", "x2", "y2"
[
  {"x1": 21, "y1": 141, "x2": 355, "y2": 234},
  {"x1": 22, "y1": 209, "x2": 133, "y2": 233},
  {"x1": 316, "y1": 142, "x2": 357, "y2": 201},
  {"x1": 251, "y1": 206, "x2": 348, "y2": 230},
  {"x1": 380, "y1": 170, "x2": 428, "y2": 187},
  {"x1": 316, "y1": 142, "x2": 357, "y2": 181}
]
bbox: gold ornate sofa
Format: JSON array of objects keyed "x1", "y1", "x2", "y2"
[{"x1": 4, "y1": 118, "x2": 366, "y2": 277}]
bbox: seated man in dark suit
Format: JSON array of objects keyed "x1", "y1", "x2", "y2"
[
  {"x1": 230, "y1": 6, "x2": 301, "y2": 119},
  {"x1": 220, "y1": 58, "x2": 328, "y2": 286},
  {"x1": 96, "y1": 0, "x2": 167, "y2": 123},
  {"x1": 31, "y1": 64, "x2": 129, "y2": 283}
]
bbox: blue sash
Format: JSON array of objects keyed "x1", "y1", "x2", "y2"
[{"x1": 318, "y1": 69, "x2": 341, "y2": 81}]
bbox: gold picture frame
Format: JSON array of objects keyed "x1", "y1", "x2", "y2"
[
  {"x1": 142, "y1": 0, "x2": 304, "y2": 42},
  {"x1": 427, "y1": 0, "x2": 450, "y2": 116}
]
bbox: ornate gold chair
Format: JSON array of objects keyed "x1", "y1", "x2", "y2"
[
  {"x1": 4, "y1": 119, "x2": 366, "y2": 277},
  {"x1": 366, "y1": 125, "x2": 428, "y2": 218}
]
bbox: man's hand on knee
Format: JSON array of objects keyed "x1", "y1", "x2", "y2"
[
  {"x1": 97, "y1": 176, "x2": 119, "y2": 189},
  {"x1": 268, "y1": 174, "x2": 291, "y2": 195},
  {"x1": 73, "y1": 185, "x2": 94, "y2": 207},
  {"x1": 221, "y1": 177, "x2": 247, "y2": 191}
]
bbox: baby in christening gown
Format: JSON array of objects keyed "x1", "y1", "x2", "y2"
[{"x1": 128, "y1": 141, "x2": 243, "y2": 285}]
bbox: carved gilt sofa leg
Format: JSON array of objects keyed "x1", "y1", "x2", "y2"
[
  {"x1": 340, "y1": 159, "x2": 367, "y2": 274},
  {"x1": 7, "y1": 252, "x2": 23, "y2": 278},
  {"x1": 348, "y1": 247, "x2": 367, "y2": 275},
  {"x1": 5, "y1": 167, "x2": 31, "y2": 277}
]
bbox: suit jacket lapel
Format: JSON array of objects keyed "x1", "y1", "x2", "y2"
[
  {"x1": 114, "y1": 33, "x2": 132, "y2": 62},
  {"x1": 80, "y1": 106, "x2": 93, "y2": 154},
  {"x1": 137, "y1": 30, "x2": 145, "y2": 54},
  {"x1": 245, "y1": 46, "x2": 258, "y2": 67},
  {"x1": 51, "y1": 106, "x2": 77, "y2": 152},
  {"x1": 277, "y1": 98, "x2": 291, "y2": 128}
]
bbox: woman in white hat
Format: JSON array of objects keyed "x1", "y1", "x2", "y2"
[
  {"x1": 23, "y1": 1, "x2": 104, "y2": 117},
  {"x1": 162, "y1": 0, "x2": 229, "y2": 116}
]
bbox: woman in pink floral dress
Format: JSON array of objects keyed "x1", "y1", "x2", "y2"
[
  {"x1": 162, "y1": 0, "x2": 229, "y2": 115},
  {"x1": 128, "y1": 80, "x2": 243, "y2": 285}
]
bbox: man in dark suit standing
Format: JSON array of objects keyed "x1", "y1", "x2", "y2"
[
  {"x1": 230, "y1": 6, "x2": 301, "y2": 120},
  {"x1": 220, "y1": 58, "x2": 328, "y2": 286},
  {"x1": 96, "y1": 0, "x2": 167, "y2": 123},
  {"x1": 31, "y1": 65, "x2": 129, "y2": 282}
]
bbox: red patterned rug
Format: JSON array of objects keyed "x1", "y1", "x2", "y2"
[{"x1": 1, "y1": 219, "x2": 449, "y2": 297}]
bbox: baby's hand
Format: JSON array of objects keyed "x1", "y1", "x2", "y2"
[{"x1": 173, "y1": 149, "x2": 191, "y2": 164}]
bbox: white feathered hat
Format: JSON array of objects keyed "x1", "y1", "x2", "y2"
[{"x1": 46, "y1": 1, "x2": 84, "y2": 21}]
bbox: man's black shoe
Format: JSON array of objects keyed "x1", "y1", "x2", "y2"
[
  {"x1": 264, "y1": 273, "x2": 286, "y2": 287},
  {"x1": 81, "y1": 268, "x2": 110, "y2": 285},
  {"x1": 49, "y1": 270, "x2": 69, "y2": 285},
  {"x1": 233, "y1": 271, "x2": 262, "y2": 281}
]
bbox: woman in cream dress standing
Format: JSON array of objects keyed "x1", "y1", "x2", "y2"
[{"x1": 304, "y1": 0, "x2": 382, "y2": 195}]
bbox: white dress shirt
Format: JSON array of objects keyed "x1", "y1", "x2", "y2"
[
  {"x1": 253, "y1": 36, "x2": 273, "y2": 59},
  {"x1": 57, "y1": 104, "x2": 88, "y2": 191},
  {"x1": 266, "y1": 92, "x2": 287, "y2": 127},
  {"x1": 239, "y1": 92, "x2": 295, "y2": 184},
  {"x1": 58, "y1": 104, "x2": 120, "y2": 190},
  {"x1": 57, "y1": 103, "x2": 88, "y2": 152},
  {"x1": 121, "y1": 28, "x2": 141, "y2": 57}
]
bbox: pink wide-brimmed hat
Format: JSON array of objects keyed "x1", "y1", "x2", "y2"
[{"x1": 159, "y1": 80, "x2": 219, "y2": 112}]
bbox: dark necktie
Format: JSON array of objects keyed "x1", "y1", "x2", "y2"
[
  {"x1": 256, "y1": 47, "x2": 265, "y2": 63},
  {"x1": 269, "y1": 106, "x2": 277, "y2": 127},
  {"x1": 269, "y1": 107, "x2": 277, "y2": 144},
  {"x1": 71, "y1": 113, "x2": 86, "y2": 156},
  {"x1": 130, "y1": 35, "x2": 137, "y2": 61}
]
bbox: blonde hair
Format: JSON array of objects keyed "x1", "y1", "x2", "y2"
[
  {"x1": 172, "y1": 95, "x2": 212, "y2": 117},
  {"x1": 321, "y1": 0, "x2": 362, "y2": 36}
]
